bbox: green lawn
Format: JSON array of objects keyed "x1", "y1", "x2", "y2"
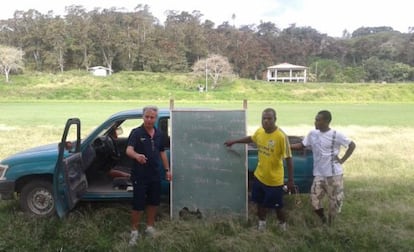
[{"x1": 2, "y1": 101, "x2": 414, "y2": 127}]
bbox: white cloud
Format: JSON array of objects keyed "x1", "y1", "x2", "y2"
[{"x1": 0, "y1": 0, "x2": 411, "y2": 37}]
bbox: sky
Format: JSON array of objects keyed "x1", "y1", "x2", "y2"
[{"x1": 0, "y1": 0, "x2": 412, "y2": 37}]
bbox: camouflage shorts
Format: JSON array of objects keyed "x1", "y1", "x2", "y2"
[{"x1": 310, "y1": 175, "x2": 344, "y2": 215}]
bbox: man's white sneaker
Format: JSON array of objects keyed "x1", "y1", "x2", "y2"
[
  {"x1": 257, "y1": 220, "x2": 266, "y2": 231},
  {"x1": 337, "y1": 202, "x2": 343, "y2": 213},
  {"x1": 279, "y1": 222, "x2": 287, "y2": 232},
  {"x1": 128, "y1": 230, "x2": 139, "y2": 246},
  {"x1": 145, "y1": 226, "x2": 157, "y2": 237}
]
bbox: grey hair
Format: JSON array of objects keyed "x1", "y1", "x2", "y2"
[{"x1": 143, "y1": 105, "x2": 158, "y2": 114}]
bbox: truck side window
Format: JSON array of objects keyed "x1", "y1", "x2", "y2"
[
  {"x1": 118, "y1": 119, "x2": 143, "y2": 138},
  {"x1": 158, "y1": 117, "x2": 170, "y2": 148}
]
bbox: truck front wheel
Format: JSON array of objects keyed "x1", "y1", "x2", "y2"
[{"x1": 20, "y1": 180, "x2": 55, "y2": 217}]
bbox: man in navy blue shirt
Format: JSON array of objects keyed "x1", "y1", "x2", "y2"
[{"x1": 126, "y1": 105, "x2": 171, "y2": 246}]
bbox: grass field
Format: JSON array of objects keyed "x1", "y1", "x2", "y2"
[
  {"x1": 1, "y1": 101, "x2": 414, "y2": 157},
  {"x1": 1, "y1": 101, "x2": 413, "y2": 251},
  {"x1": 0, "y1": 73, "x2": 414, "y2": 251}
]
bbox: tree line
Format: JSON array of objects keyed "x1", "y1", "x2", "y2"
[{"x1": 1, "y1": 4, "x2": 413, "y2": 83}]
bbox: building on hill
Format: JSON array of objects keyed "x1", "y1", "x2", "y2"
[
  {"x1": 266, "y1": 63, "x2": 307, "y2": 82},
  {"x1": 88, "y1": 66, "x2": 113, "y2": 77}
]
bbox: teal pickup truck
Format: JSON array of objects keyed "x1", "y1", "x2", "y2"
[{"x1": 0, "y1": 108, "x2": 313, "y2": 217}]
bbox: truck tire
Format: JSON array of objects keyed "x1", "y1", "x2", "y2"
[{"x1": 20, "y1": 180, "x2": 55, "y2": 217}]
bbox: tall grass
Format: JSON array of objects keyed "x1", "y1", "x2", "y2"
[{"x1": 1, "y1": 120, "x2": 413, "y2": 251}]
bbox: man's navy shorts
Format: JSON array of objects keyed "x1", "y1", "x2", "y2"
[
  {"x1": 132, "y1": 179, "x2": 161, "y2": 211},
  {"x1": 251, "y1": 177, "x2": 284, "y2": 209}
]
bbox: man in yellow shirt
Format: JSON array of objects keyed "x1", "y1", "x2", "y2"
[{"x1": 225, "y1": 108, "x2": 294, "y2": 231}]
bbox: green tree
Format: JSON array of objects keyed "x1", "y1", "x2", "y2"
[
  {"x1": 390, "y1": 62, "x2": 412, "y2": 82},
  {"x1": 400, "y1": 33, "x2": 414, "y2": 66},
  {"x1": 274, "y1": 25, "x2": 325, "y2": 65},
  {"x1": 64, "y1": 5, "x2": 94, "y2": 70},
  {"x1": 230, "y1": 28, "x2": 272, "y2": 79},
  {"x1": 340, "y1": 66, "x2": 365, "y2": 83},
  {"x1": 164, "y1": 11, "x2": 208, "y2": 71},
  {"x1": 13, "y1": 10, "x2": 48, "y2": 71},
  {"x1": 90, "y1": 8, "x2": 125, "y2": 71},
  {"x1": 44, "y1": 16, "x2": 67, "y2": 72},
  {"x1": 351, "y1": 26, "x2": 394, "y2": 38},
  {"x1": 310, "y1": 59, "x2": 341, "y2": 82},
  {"x1": 363, "y1": 56, "x2": 392, "y2": 82},
  {"x1": 119, "y1": 5, "x2": 156, "y2": 71}
]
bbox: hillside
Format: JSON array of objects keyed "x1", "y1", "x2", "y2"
[{"x1": 1, "y1": 71, "x2": 413, "y2": 102}]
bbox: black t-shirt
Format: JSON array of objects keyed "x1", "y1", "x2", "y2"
[{"x1": 127, "y1": 125, "x2": 165, "y2": 182}]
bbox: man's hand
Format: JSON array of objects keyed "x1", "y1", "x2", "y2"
[
  {"x1": 165, "y1": 170, "x2": 172, "y2": 181},
  {"x1": 287, "y1": 180, "x2": 295, "y2": 193},
  {"x1": 224, "y1": 140, "x2": 234, "y2": 147},
  {"x1": 136, "y1": 153, "x2": 147, "y2": 164}
]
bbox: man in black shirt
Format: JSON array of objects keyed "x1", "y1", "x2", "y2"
[{"x1": 126, "y1": 105, "x2": 171, "y2": 246}]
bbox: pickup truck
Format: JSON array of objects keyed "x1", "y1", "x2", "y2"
[{"x1": 0, "y1": 108, "x2": 313, "y2": 217}]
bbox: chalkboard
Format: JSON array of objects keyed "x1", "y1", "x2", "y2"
[{"x1": 170, "y1": 109, "x2": 247, "y2": 219}]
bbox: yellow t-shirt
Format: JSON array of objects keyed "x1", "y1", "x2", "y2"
[{"x1": 252, "y1": 127, "x2": 291, "y2": 186}]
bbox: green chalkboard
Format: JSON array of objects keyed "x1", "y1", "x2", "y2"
[{"x1": 170, "y1": 109, "x2": 247, "y2": 219}]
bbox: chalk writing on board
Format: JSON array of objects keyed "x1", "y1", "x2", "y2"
[{"x1": 171, "y1": 109, "x2": 248, "y2": 219}]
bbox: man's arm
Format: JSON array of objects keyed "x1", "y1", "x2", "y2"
[
  {"x1": 160, "y1": 151, "x2": 171, "y2": 181},
  {"x1": 290, "y1": 142, "x2": 305, "y2": 150},
  {"x1": 285, "y1": 157, "x2": 295, "y2": 191},
  {"x1": 339, "y1": 141, "x2": 356, "y2": 164},
  {"x1": 160, "y1": 151, "x2": 169, "y2": 169},
  {"x1": 126, "y1": 146, "x2": 147, "y2": 164},
  {"x1": 224, "y1": 136, "x2": 253, "y2": 147}
]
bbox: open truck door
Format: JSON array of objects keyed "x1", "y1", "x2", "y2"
[{"x1": 53, "y1": 118, "x2": 88, "y2": 218}]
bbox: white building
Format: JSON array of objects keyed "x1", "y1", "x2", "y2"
[
  {"x1": 266, "y1": 63, "x2": 307, "y2": 83},
  {"x1": 88, "y1": 66, "x2": 113, "y2": 77}
]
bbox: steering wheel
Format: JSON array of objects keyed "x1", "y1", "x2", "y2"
[{"x1": 94, "y1": 135, "x2": 120, "y2": 160}]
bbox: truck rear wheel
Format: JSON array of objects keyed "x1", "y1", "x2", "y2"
[{"x1": 20, "y1": 180, "x2": 55, "y2": 217}]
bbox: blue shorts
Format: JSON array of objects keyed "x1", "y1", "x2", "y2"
[
  {"x1": 251, "y1": 177, "x2": 284, "y2": 209},
  {"x1": 132, "y1": 179, "x2": 161, "y2": 211}
]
